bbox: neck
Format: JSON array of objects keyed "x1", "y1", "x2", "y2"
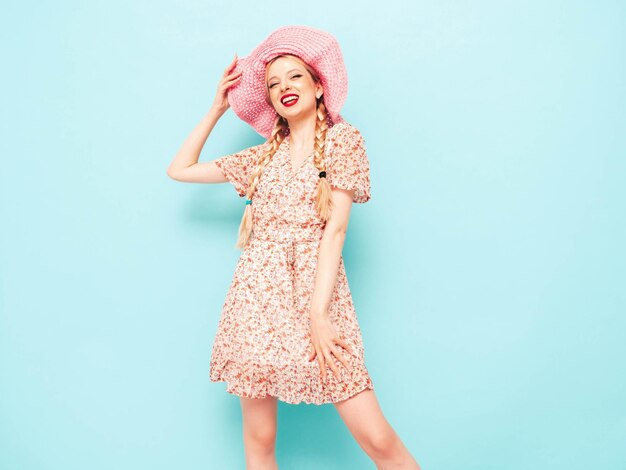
[{"x1": 286, "y1": 114, "x2": 316, "y2": 151}]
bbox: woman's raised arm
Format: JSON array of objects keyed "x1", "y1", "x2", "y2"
[{"x1": 166, "y1": 54, "x2": 242, "y2": 184}]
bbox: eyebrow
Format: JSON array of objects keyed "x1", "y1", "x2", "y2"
[{"x1": 267, "y1": 68, "x2": 302, "y2": 83}]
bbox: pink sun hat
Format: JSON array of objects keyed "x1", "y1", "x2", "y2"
[{"x1": 226, "y1": 25, "x2": 348, "y2": 139}]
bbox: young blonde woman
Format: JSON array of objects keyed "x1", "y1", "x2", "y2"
[{"x1": 167, "y1": 25, "x2": 421, "y2": 470}]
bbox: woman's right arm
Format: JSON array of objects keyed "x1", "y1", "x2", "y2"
[
  {"x1": 166, "y1": 106, "x2": 229, "y2": 183},
  {"x1": 166, "y1": 54, "x2": 242, "y2": 184}
]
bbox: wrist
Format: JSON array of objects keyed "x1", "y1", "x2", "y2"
[
  {"x1": 309, "y1": 308, "x2": 328, "y2": 319},
  {"x1": 209, "y1": 105, "x2": 227, "y2": 118}
]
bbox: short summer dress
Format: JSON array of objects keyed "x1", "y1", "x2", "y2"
[{"x1": 209, "y1": 121, "x2": 374, "y2": 405}]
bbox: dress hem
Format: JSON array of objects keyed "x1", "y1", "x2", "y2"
[{"x1": 209, "y1": 373, "x2": 375, "y2": 405}]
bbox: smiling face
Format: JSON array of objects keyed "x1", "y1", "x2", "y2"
[{"x1": 265, "y1": 55, "x2": 323, "y2": 123}]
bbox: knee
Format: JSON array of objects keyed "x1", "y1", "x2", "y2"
[
  {"x1": 243, "y1": 423, "x2": 277, "y2": 452},
  {"x1": 364, "y1": 428, "x2": 403, "y2": 461}
]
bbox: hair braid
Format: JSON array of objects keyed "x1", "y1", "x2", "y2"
[
  {"x1": 312, "y1": 101, "x2": 333, "y2": 221},
  {"x1": 235, "y1": 116, "x2": 288, "y2": 249}
]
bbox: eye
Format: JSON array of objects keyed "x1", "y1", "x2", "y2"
[{"x1": 268, "y1": 74, "x2": 301, "y2": 89}]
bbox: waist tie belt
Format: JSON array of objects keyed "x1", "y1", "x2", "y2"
[{"x1": 252, "y1": 230, "x2": 323, "y2": 268}]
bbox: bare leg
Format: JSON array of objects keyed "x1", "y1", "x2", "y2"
[
  {"x1": 240, "y1": 395, "x2": 279, "y2": 470},
  {"x1": 333, "y1": 389, "x2": 421, "y2": 470}
]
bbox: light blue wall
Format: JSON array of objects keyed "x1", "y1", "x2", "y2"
[{"x1": 1, "y1": 1, "x2": 624, "y2": 469}]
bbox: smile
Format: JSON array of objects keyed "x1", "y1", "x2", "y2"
[{"x1": 281, "y1": 94, "x2": 299, "y2": 107}]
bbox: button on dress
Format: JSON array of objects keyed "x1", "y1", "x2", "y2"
[{"x1": 209, "y1": 121, "x2": 374, "y2": 405}]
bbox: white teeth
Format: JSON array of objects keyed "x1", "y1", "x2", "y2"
[{"x1": 282, "y1": 96, "x2": 298, "y2": 104}]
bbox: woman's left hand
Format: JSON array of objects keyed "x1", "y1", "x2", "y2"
[{"x1": 308, "y1": 314, "x2": 353, "y2": 382}]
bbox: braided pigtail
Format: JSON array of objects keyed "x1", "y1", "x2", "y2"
[
  {"x1": 312, "y1": 101, "x2": 333, "y2": 221},
  {"x1": 235, "y1": 116, "x2": 289, "y2": 249}
]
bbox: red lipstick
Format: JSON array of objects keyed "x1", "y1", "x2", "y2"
[{"x1": 281, "y1": 93, "x2": 299, "y2": 107}]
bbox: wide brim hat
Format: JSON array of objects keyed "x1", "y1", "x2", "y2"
[{"x1": 227, "y1": 25, "x2": 348, "y2": 139}]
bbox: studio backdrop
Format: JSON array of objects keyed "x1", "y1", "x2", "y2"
[{"x1": 1, "y1": 1, "x2": 624, "y2": 469}]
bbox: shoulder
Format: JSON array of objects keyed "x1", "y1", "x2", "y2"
[
  {"x1": 323, "y1": 121, "x2": 372, "y2": 203},
  {"x1": 325, "y1": 121, "x2": 367, "y2": 161},
  {"x1": 249, "y1": 140, "x2": 273, "y2": 155},
  {"x1": 326, "y1": 120, "x2": 364, "y2": 144},
  {"x1": 229, "y1": 140, "x2": 272, "y2": 160}
]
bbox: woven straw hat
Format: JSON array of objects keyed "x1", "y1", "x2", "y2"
[{"x1": 226, "y1": 25, "x2": 348, "y2": 139}]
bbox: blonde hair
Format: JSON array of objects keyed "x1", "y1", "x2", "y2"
[{"x1": 235, "y1": 54, "x2": 334, "y2": 249}]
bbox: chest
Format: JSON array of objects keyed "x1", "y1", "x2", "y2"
[{"x1": 255, "y1": 147, "x2": 319, "y2": 202}]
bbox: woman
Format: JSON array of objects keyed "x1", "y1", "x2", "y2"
[{"x1": 167, "y1": 25, "x2": 421, "y2": 470}]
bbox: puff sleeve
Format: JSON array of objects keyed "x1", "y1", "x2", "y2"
[
  {"x1": 213, "y1": 142, "x2": 267, "y2": 197},
  {"x1": 327, "y1": 123, "x2": 371, "y2": 203}
]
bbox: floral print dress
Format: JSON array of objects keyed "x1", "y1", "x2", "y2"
[{"x1": 209, "y1": 121, "x2": 374, "y2": 405}]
